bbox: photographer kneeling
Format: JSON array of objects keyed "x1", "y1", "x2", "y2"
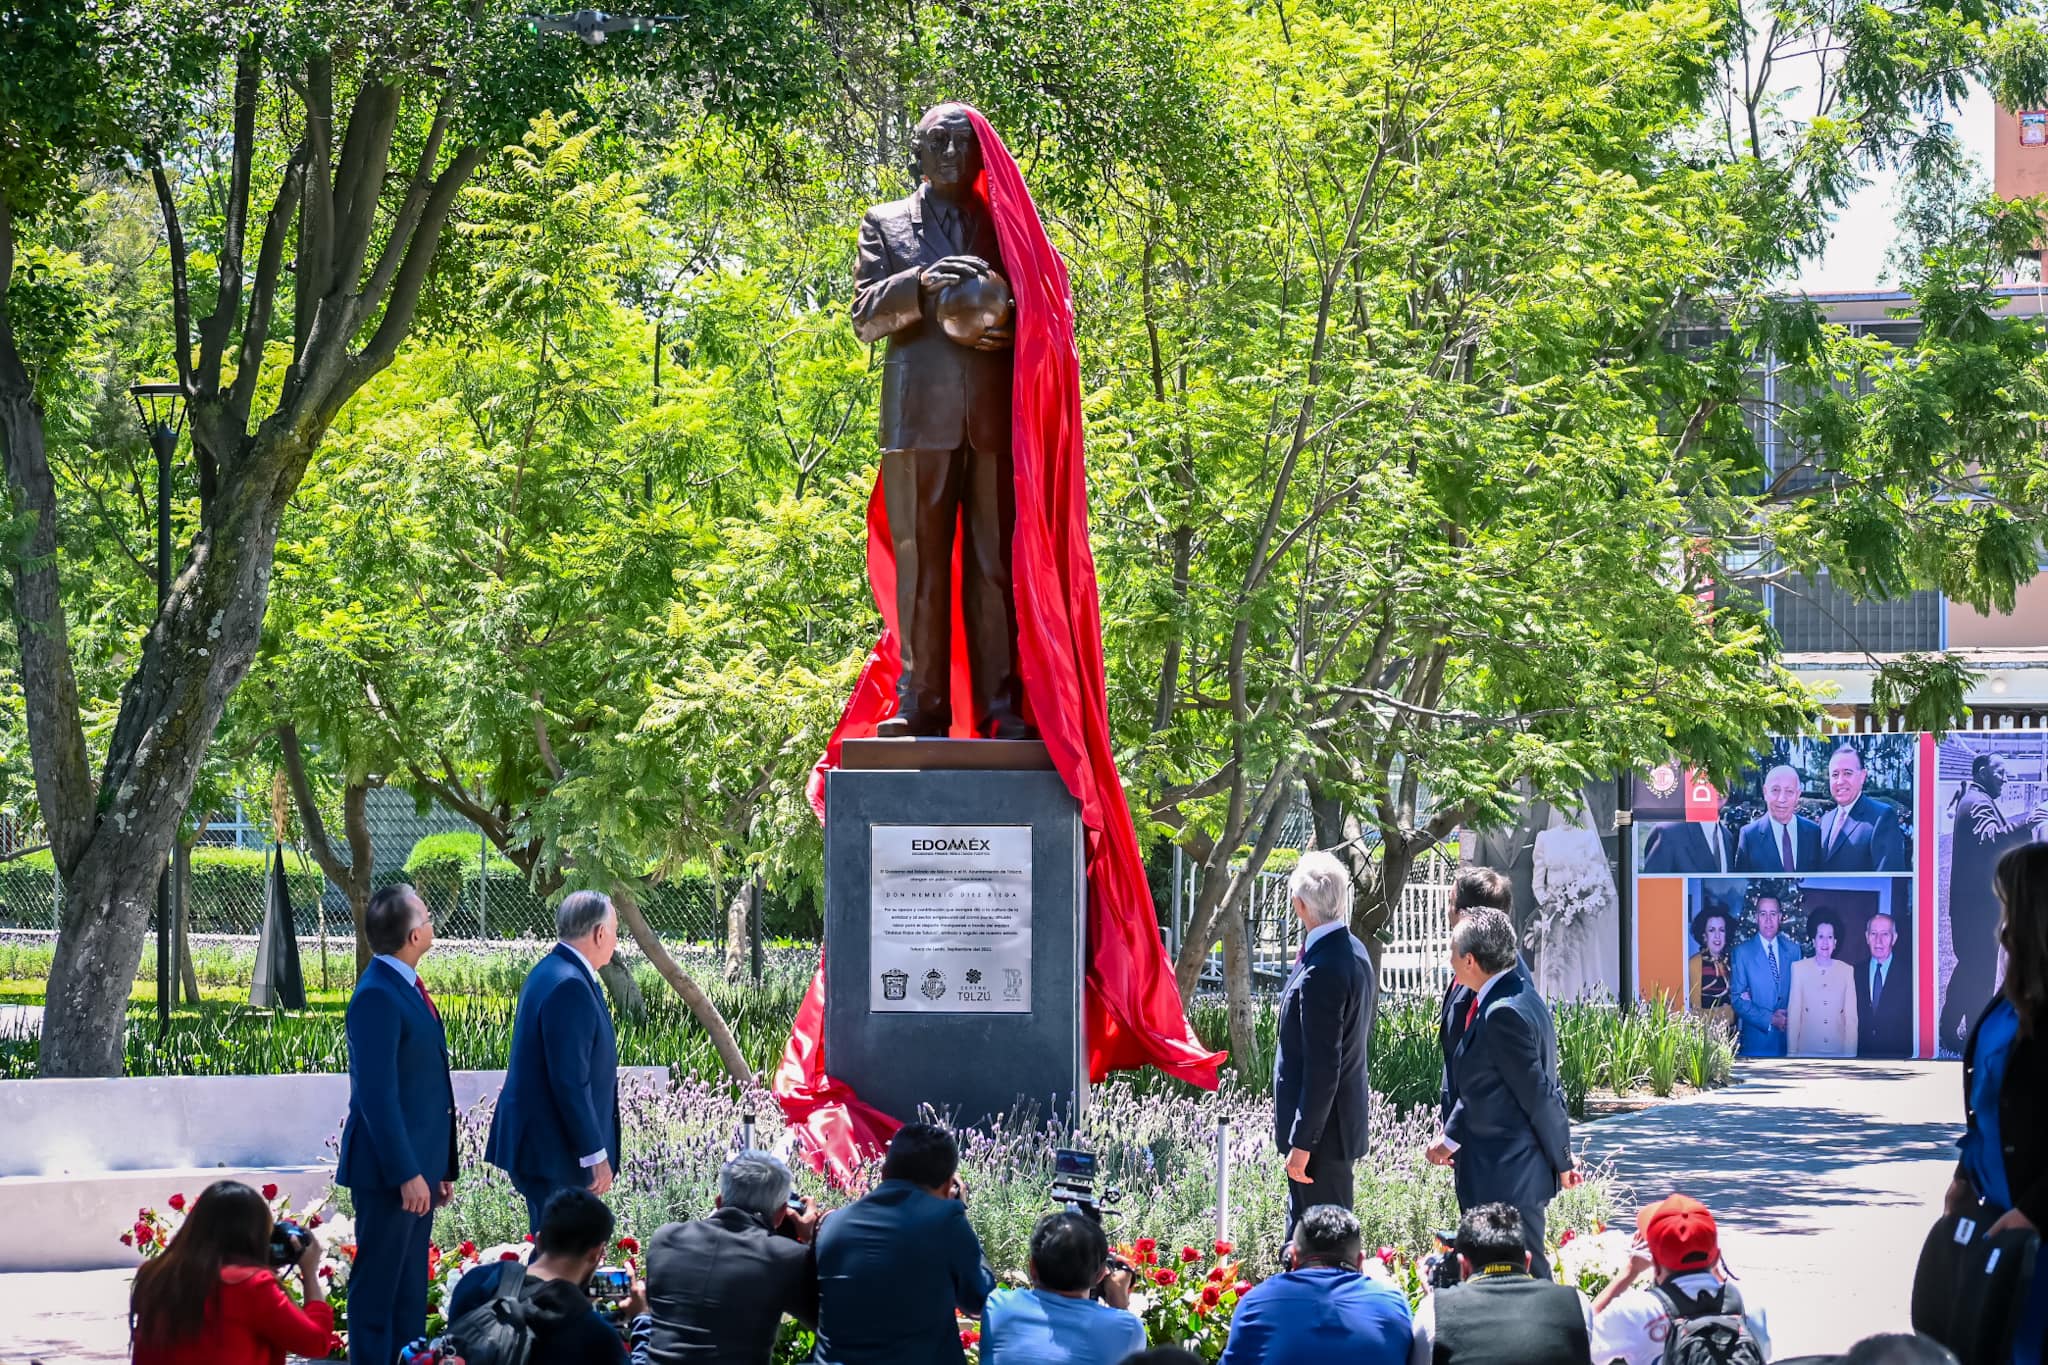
[
  {"x1": 981, "y1": 1211, "x2": 1145, "y2": 1365},
  {"x1": 443, "y1": 1187, "x2": 650, "y2": 1364},
  {"x1": 129, "y1": 1179, "x2": 340, "y2": 1365},
  {"x1": 640, "y1": 1150, "x2": 821, "y2": 1365}
]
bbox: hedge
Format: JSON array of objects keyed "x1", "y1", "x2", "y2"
[{"x1": 0, "y1": 846, "x2": 327, "y2": 935}]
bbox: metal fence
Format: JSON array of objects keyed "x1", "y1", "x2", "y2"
[
  {"x1": 1171, "y1": 844, "x2": 1460, "y2": 999},
  {"x1": 0, "y1": 791, "x2": 795, "y2": 945}
]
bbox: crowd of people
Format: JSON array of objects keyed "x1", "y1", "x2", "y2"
[{"x1": 118, "y1": 837, "x2": 2048, "y2": 1364}]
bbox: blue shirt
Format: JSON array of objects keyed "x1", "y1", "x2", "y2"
[
  {"x1": 981, "y1": 1288, "x2": 1145, "y2": 1365},
  {"x1": 1962, "y1": 997, "x2": 2020, "y2": 1209},
  {"x1": 1219, "y1": 1266, "x2": 1412, "y2": 1365}
]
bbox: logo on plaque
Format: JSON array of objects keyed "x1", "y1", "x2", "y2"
[
  {"x1": 921, "y1": 970, "x2": 948, "y2": 1000},
  {"x1": 881, "y1": 969, "x2": 909, "y2": 1001}
]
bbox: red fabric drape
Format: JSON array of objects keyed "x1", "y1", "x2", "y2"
[{"x1": 773, "y1": 107, "x2": 1224, "y2": 1178}]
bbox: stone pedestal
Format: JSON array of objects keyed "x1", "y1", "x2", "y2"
[{"x1": 824, "y1": 739, "x2": 1087, "y2": 1128}]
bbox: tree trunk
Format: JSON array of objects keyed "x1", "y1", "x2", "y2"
[
  {"x1": 612, "y1": 887, "x2": 753, "y2": 1084},
  {"x1": 173, "y1": 841, "x2": 200, "y2": 1004},
  {"x1": 599, "y1": 956, "x2": 647, "y2": 1024},
  {"x1": 1219, "y1": 902, "x2": 1259, "y2": 1073},
  {"x1": 723, "y1": 879, "x2": 749, "y2": 985},
  {"x1": 350, "y1": 882, "x2": 372, "y2": 975},
  {"x1": 38, "y1": 857, "x2": 163, "y2": 1075}
]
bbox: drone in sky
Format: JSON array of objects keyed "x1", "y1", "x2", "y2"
[{"x1": 525, "y1": 10, "x2": 684, "y2": 44}]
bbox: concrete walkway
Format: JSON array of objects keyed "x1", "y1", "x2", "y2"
[{"x1": 1577, "y1": 1058, "x2": 1960, "y2": 1358}]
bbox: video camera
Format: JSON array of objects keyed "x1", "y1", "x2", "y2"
[
  {"x1": 1051, "y1": 1148, "x2": 1120, "y2": 1224},
  {"x1": 1424, "y1": 1229, "x2": 1462, "y2": 1290}
]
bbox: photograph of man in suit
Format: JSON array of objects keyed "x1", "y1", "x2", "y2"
[
  {"x1": 338, "y1": 884, "x2": 457, "y2": 1365},
  {"x1": 1426, "y1": 908, "x2": 1575, "y2": 1281},
  {"x1": 1728, "y1": 894, "x2": 1802, "y2": 1057},
  {"x1": 485, "y1": 890, "x2": 624, "y2": 1233},
  {"x1": 1855, "y1": 911, "x2": 1913, "y2": 1058},
  {"x1": 1938, "y1": 754, "x2": 2039, "y2": 1051},
  {"x1": 1273, "y1": 851, "x2": 1375, "y2": 1239},
  {"x1": 1641, "y1": 820, "x2": 1733, "y2": 876},
  {"x1": 1734, "y1": 765, "x2": 1822, "y2": 874},
  {"x1": 1817, "y1": 744, "x2": 1906, "y2": 873},
  {"x1": 849, "y1": 103, "x2": 1028, "y2": 739}
]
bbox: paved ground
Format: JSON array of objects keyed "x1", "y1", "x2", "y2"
[
  {"x1": 0, "y1": 1058, "x2": 1961, "y2": 1363},
  {"x1": 1576, "y1": 1057, "x2": 1959, "y2": 1358}
]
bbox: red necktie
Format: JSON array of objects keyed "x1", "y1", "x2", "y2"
[
  {"x1": 416, "y1": 976, "x2": 440, "y2": 1021},
  {"x1": 1465, "y1": 995, "x2": 1480, "y2": 1029},
  {"x1": 1778, "y1": 826, "x2": 1794, "y2": 871}
]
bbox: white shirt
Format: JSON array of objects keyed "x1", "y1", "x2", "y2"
[
  {"x1": 1302, "y1": 920, "x2": 1349, "y2": 957},
  {"x1": 1589, "y1": 1274, "x2": 1770, "y2": 1365},
  {"x1": 559, "y1": 942, "x2": 610, "y2": 1171},
  {"x1": 1757, "y1": 935, "x2": 1782, "y2": 975},
  {"x1": 1767, "y1": 817, "x2": 1798, "y2": 869},
  {"x1": 1870, "y1": 956, "x2": 1891, "y2": 1000},
  {"x1": 374, "y1": 953, "x2": 419, "y2": 988},
  {"x1": 1409, "y1": 1279, "x2": 1597, "y2": 1365}
]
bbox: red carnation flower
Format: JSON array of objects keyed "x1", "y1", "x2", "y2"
[
  {"x1": 135, "y1": 1223, "x2": 154, "y2": 1246},
  {"x1": 167, "y1": 1193, "x2": 186, "y2": 1213},
  {"x1": 1202, "y1": 1284, "x2": 1222, "y2": 1307},
  {"x1": 119, "y1": 1233, "x2": 133, "y2": 1247},
  {"x1": 617, "y1": 1236, "x2": 640, "y2": 1255},
  {"x1": 1180, "y1": 1245, "x2": 1200, "y2": 1264},
  {"x1": 1153, "y1": 1268, "x2": 1178, "y2": 1287},
  {"x1": 261, "y1": 1183, "x2": 279, "y2": 1201},
  {"x1": 959, "y1": 1327, "x2": 980, "y2": 1347},
  {"x1": 1214, "y1": 1239, "x2": 1233, "y2": 1256}
]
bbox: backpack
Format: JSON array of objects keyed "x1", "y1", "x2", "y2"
[
  {"x1": 1652, "y1": 1280, "x2": 1765, "y2": 1365},
  {"x1": 439, "y1": 1260, "x2": 540, "y2": 1365}
]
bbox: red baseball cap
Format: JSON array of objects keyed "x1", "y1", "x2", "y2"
[{"x1": 1637, "y1": 1195, "x2": 1719, "y2": 1271}]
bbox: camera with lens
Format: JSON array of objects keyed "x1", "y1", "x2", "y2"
[
  {"x1": 1425, "y1": 1229, "x2": 1462, "y2": 1290},
  {"x1": 1051, "y1": 1148, "x2": 1120, "y2": 1224},
  {"x1": 270, "y1": 1219, "x2": 313, "y2": 1270}
]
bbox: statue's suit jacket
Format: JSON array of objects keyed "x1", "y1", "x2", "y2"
[{"x1": 852, "y1": 183, "x2": 1012, "y2": 455}]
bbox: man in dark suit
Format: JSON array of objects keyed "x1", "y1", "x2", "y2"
[
  {"x1": 1817, "y1": 743, "x2": 1906, "y2": 872},
  {"x1": 1428, "y1": 908, "x2": 1574, "y2": 1281},
  {"x1": 642, "y1": 1150, "x2": 820, "y2": 1365},
  {"x1": 1274, "y1": 850, "x2": 1376, "y2": 1239},
  {"x1": 1439, "y1": 867, "x2": 1512, "y2": 1124},
  {"x1": 1855, "y1": 912, "x2": 1913, "y2": 1058},
  {"x1": 1642, "y1": 819, "x2": 1733, "y2": 875},
  {"x1": 1940, "y1": 755, "x2": 2035, "y2": 1050},
  {"x1": 339, "y1": 884, "x2": 458, "y2": 1365},
  {"x1": 1734, "y1": 764, "x2": 1823, "y2": 873},
  {"x1": 815, "y1": 1123, "x2": 995, "y2": 1365},
  {"x1": 485, "y1": 889, "x2": 623, "y2": 1233},
  {"x1": 850, "y1": 103, "x2": 1026, "y2": 739}
]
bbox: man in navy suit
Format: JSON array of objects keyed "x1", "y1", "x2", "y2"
[
  {"x1": 1642, "y1": 819, "x2": 1733, "y2": 875},
  {"x1": 1855, "y1": 911, "x2": 1913, "y2": 1057},
  {"x1": 339, "y1": 884, "x2": 458, "y2": 1365},
  {"x1": 485, "y1": 890, "x2": 623, "y2": 1232},
  {"x1": 815, "y1": 1123, "x2": 995, "y2": 1365},
  {"x1": 1273, "y1": 851, "x2": 1375, "y2": 1239},
  {"x1": 1817, "y1": 744, "x2": 1906, "y2": 872},
  {"x1": 1728, "y1": 894, "x2": 1803, "y2": 1056},
  {"x1": 1734, "y1": 764, "x2": 1823, "y2": 873},
  {"x1": 1428, "y1": 908, "x2": 1574, "y2": 1281}
]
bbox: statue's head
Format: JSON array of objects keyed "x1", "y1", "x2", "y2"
[{"x1": 914, "y1": 104, "x2": 981, "y2": 199}]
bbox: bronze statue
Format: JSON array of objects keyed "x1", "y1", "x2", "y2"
[{"x1": 851, "y1": 104, "x2": 1031, "y2": 740}]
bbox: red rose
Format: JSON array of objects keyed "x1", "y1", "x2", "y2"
[
  {"x1": 1152, "y1": 1269, "x2": 1177, "y2": 1287},
  {"x1": 1214, "y1": 1239, "x2": 1233, "y2": 1257},
  {"x1": 1207, "y1": 1266, "x2": 1226, "y2": 1283},
  {"x1": 1180, "y1": 1245, "x2": 1200, "y2": 1263},
  {"x1": 1134, "y1": 1237, "x2": 1157, "y2": 1254},
  {"x1": 319, "y1": 1266, "x2": 333, "y2": 1280},
  {"x1": 500, "y1": 1251, "x2": 522, "y2": 1261},
  {"x1": 138, "y1": 1207, "x2": 150, "y2": 1219},
  {"x1": 523, "y1": 1233, "x2": 535, "y2": 1244},
  {"x1": 307, "y1": 1213, "x2": 322, "y2": 1229},
  {"x1": 135, "y1": 1223, "x2": 154, "y2": 1246},
  {"x1": 261, "y1": 1183, "x2": 279, "y2": 1201},
  {"x1": 617, "y1": 1236, "x2": 640, "y2": 1255},
  {"x1": 167, "y1": 1193, "x2": 186, "y2": 1213},
  {"x1": 1559, "y1": 1228, "x2": 1577, "y2": 1246},
  {"x1": 1202, "y1": 1284, "x2": 1222, "y2": 1307},
  {"x1": 119, "y1": 1233, "x2": 133, "y2": 1247},
  {"x1": 1376, "y1": 1245, "x2": 1396, "y2": 1265},
  {"x1": 459, "y1": 1240, "x2": 477, "y2": 1259},
  {"x1": 959, "y1": 1328, "x2": 980, "y2": 1347}
]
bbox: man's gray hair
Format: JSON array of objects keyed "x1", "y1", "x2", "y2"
[
  {"x1": 1288, "y1": 850, "x2": 1352, "y2": 926},
  {"x1": 1450, "y1": 907, "x2": 1518, "y2": 973},
  {"x1": 721, "y1": 1149, "x2": 795, "y2": 1219},
  {"x1": 557, "y1": 889, "x2": 614, "y2": 942}
]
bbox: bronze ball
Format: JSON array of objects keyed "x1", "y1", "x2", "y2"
[{"x1": 936, "y1": 272, "x2": 1012, "y2": 345}]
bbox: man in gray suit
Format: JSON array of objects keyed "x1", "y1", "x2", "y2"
[
  {"x1": 850, "y1": 103, "x2": 1028, "y2": 740},
  {"x1": 1729, "y1": 894, "x2": 1802, "y2": 1057}
]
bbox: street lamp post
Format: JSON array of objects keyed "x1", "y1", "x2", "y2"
[{"x1": 129, "y1": 383, "x2": 185, "y2": 1041}]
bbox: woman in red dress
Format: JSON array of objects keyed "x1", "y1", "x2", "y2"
[{"x1": 130, "y1": 1180, "x2": 339, "y2": 1365}]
